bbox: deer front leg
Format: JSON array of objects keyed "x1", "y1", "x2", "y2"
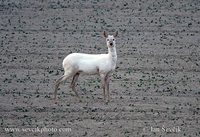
[
  {"x1": 105, "y1": 74, "x2": 110, "y2": 103},
  {"x1": 100, "y1": 73, "x2": 106, "y2": 101}
]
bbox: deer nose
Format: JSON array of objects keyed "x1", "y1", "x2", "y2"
[{"x1": 110, "y1": 42, "x2": 113, "y2": 46}]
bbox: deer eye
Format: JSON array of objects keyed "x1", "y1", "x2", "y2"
[
  {"x1": 107, "y1": 39, "x2": 109, "y2": 41},
  {"x1": 113, "y1": 39, "x2": 115, "y2": 41}
]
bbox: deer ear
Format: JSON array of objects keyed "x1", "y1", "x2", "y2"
[
  {"x1": 114, "y1": 31, "x2": 118, "y2": 37},
  {"x1": 103, "y1": 31, "x2": 108, "y2": 38}
]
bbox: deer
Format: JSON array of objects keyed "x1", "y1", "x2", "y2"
[{"x1": 54, "y1": 31, "x2": 118, "y2": 103}]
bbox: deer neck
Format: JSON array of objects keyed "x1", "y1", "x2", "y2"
[{"x1": 108, "y1": 46, "x2": 117, "y2": 65}]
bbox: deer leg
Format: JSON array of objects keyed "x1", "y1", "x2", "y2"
[
  {"x1": 71, "y1": 73, "x2": 80, "y2": 100},
  {"x1": 54, "y1": 74, "x2": 70, "y2": 101},
  {"x1": 105, "y1": 74, "x2": 110, "y2": 102},
  {"x1": 100, "y1": 73, "x2": 106, "y2": 101}
]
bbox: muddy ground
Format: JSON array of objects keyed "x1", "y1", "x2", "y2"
[{"x1": 0, "y1": 0, "x2": 200, "y2": 137}]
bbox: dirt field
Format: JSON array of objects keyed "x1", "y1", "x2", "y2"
[{"x1": 0, "y1": 0, "x2": 200, "y2": 137}]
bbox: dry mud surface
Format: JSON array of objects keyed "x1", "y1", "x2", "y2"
[{"x1": 0, "y1": 0, "x2": 200, "y2": 137}]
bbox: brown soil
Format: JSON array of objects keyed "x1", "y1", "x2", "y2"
[{"x1": 0, "y1": 0, "x2": 199, "y2": 137}]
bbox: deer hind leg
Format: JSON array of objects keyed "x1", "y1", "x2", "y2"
[
  {"x1": 70, "y1": 73, "x2": 80, "y2": 100},
  {"x1": 54, "y1": 71, "x2": 73, "y2": 101}
]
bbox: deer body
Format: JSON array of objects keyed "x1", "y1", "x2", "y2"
[{"x1": 54, "y1": 31, "x2": 118, "y2": 103}]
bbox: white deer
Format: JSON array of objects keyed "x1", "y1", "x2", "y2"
[{"x1": 54, "y1": 31, "x2": 118, "y2": 103}]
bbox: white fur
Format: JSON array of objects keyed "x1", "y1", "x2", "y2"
[{"x1": 54, "y1": 31, "x2": 118, "y2": 103}]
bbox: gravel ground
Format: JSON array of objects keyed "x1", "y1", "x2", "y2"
[{"x1": 0, "y1": 0, "x2": 200, "y2": 137}]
